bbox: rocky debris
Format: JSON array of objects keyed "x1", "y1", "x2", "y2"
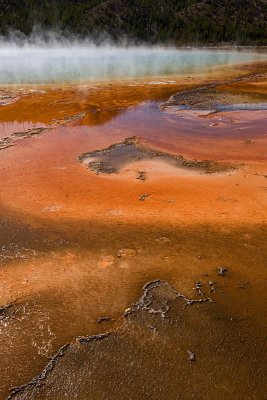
[
  {"x1": 244, "y1": 139, "x2": 255, "y2": 144},
  {"x1": 139, "y1": 194, "x2": 150, "y2": 201},
  {"x1": 208, "y1": 281, "x2": 217, "y2": 293},
  {"x1": 7, "y1": 344, "x2": 70, "y2": 400},
  {"x1": 137, "y1": 171, "x2": 147, "y2": 181},
  {"x1": 217, "y1": 267, "x2": 228, "y2": 276},
  {"x1": 194, "y1": 281, "x2": 204, "y2": 296},
  {"x1": 188, "y1": 350, "x2": 196, "y2": 362},
  {"x1": 77, "y1": 136, "x2": 235, "y2": 175},
  {"x1": 77, "y1": 333, "x2": 110, "y2": 344},
  {"x1": 185, "y1": 297, "x2": 214, "y2": 306},
  {"x1": 117, "y1": 248, "x2": 137, "y2": 258}
]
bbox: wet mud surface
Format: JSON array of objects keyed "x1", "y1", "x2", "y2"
[{"x1": 0, "y1": 61, "x2": 267, "y2": 399}]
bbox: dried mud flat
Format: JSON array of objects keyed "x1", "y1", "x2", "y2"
[{"x1": 0, "y1": 61, "x2": 267, "y2": 400}]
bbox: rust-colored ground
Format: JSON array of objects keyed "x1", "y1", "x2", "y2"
[{"x1": 0, "y1": 61, "x2": 266, "y2": 399}]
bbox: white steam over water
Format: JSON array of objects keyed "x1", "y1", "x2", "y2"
[{"x1": 0, "y1": 42, "x2": 266, "y2": 84}]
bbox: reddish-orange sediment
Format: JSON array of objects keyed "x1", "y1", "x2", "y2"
[
  {"x1": 0, "y1": 62, "x2": 266, "y2": 399},
  {"x1": 1, "y1": 96, "x2": 266, "y2": 226}
]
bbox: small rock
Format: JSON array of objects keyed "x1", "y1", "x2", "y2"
[
  {"x1": 139, "y1": 194, "x2": 150, "y2": 201},
  {"x1": 208, "y1": 281, "x2": 217, "y2": 292},
  {"x1": 195, "y1": 281, "x2": 204, "y2": 296},
  {"x1": 217, "y1": 267, "x2": 228, "y2": 276},
  {"x1": 148, "y1": 325, "x2": 157, "y2": 333},
  {"x1": 137, "y1": 171, "x2": 147, "y2": 181},
  {"x1": 188, "y1": 351, "x2": 196, "y2": 362},
  {"x1": 124, "y1": 308, "x2": 132, "y2": 317}
]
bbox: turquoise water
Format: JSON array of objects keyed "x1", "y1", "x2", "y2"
[{"x1": 0, "y1": 45, "x2": 266, "y2": 84}]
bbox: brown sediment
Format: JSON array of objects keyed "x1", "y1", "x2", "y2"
[
  {"x1": 6, "y1": 344, "x2": 70, "y2": 400},
  {"x1": 0, "y1": 61, "x2": 267, "y2": 399},
  {"x1": 5, "y1": 278, "x2": 267, "y2": 400},
  {"x1": 0, "y1": 220, "x2": 266, "y2": 399}
]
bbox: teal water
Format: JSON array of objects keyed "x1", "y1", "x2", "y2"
[{"x1": 0, "y1": 45, "x2": 266, "y2": 84}]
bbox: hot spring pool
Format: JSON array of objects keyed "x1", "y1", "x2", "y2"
[{"x1": 0, "y1": 44, "x2": 266, "y2": 84}]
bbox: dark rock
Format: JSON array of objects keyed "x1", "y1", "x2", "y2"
[
  {"x1": 139, "y1": 194, "x2": 150, "y2": 201},
  {"x1": 97, "y1": 317, "x2": 111, "y2": 323}
]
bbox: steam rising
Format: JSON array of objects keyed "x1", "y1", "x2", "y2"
[{"x1": 0, "y1": 38, "x2": 266, "y2": 84}]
